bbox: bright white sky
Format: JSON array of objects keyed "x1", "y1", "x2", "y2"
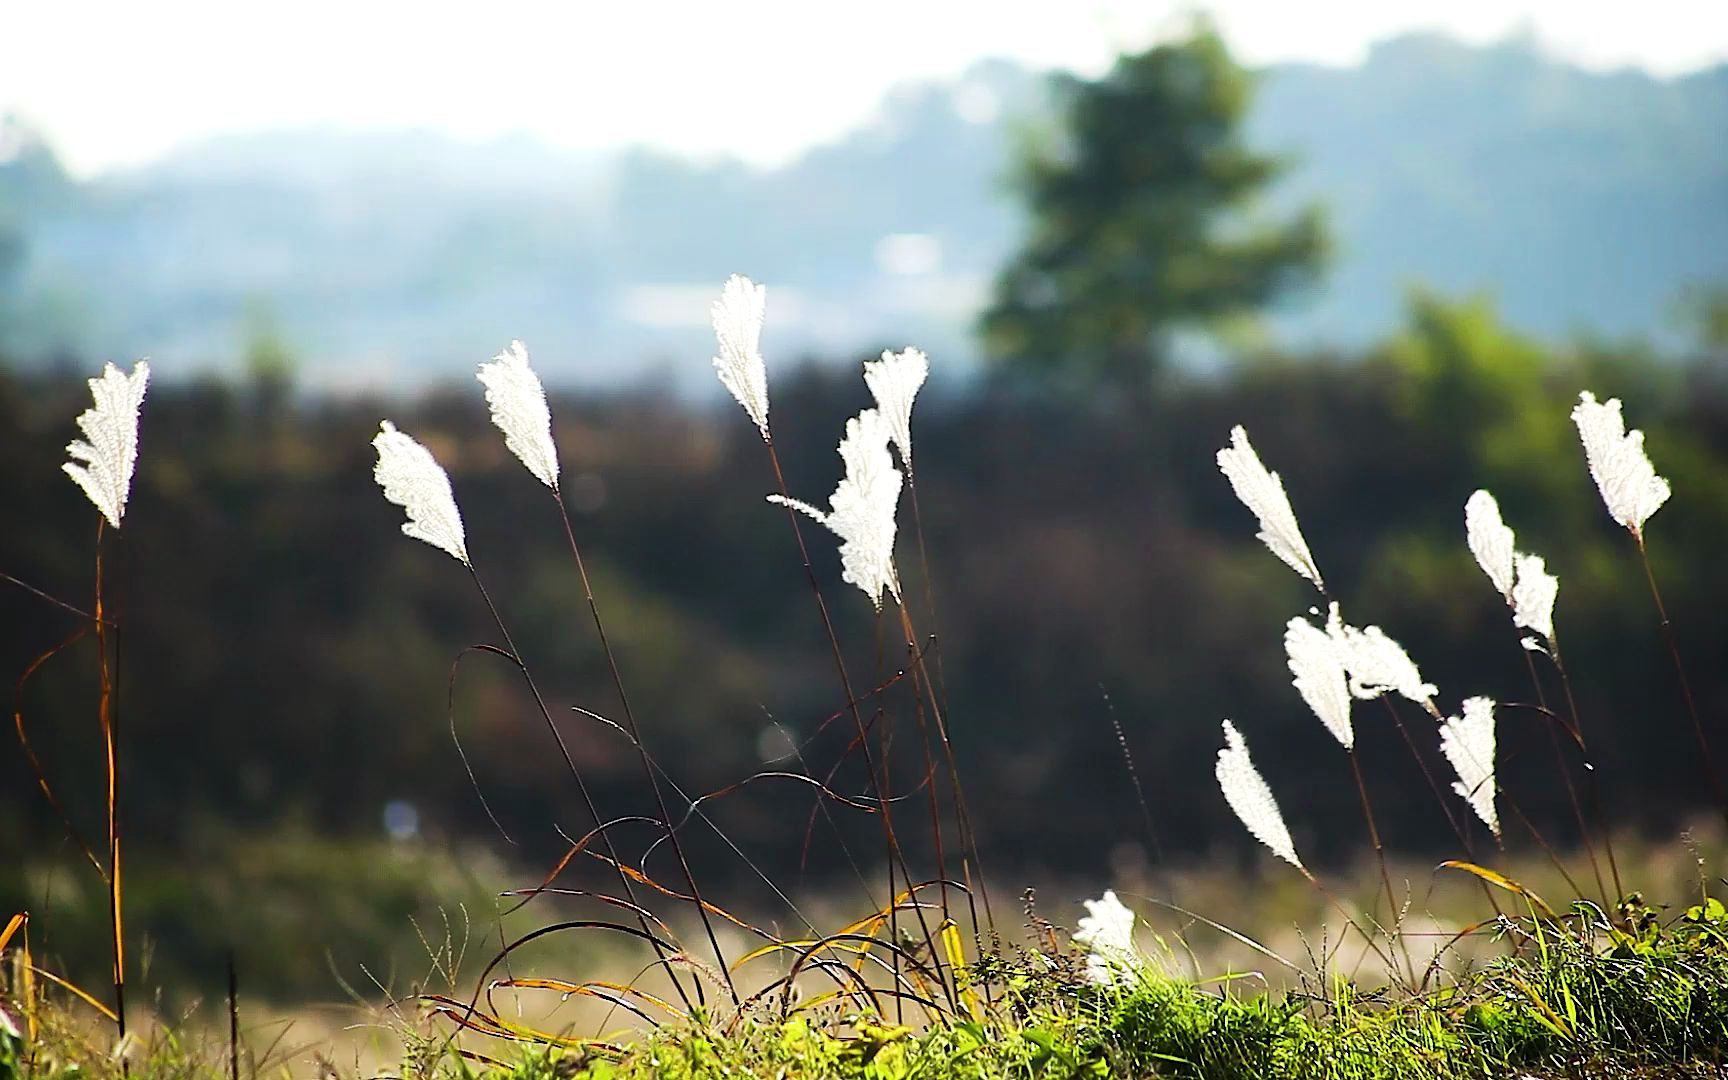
[{"x1": 5, "y1": 0, "x2": 1726, "y2": 178}]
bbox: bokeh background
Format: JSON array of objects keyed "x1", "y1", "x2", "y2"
[{"x1": 4, "y1": 2, "x2": 1727, "y2": 1006}]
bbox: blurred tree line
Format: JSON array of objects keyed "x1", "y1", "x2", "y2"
[
  {"x1": 5, "y1": 295, "x2": 1728, "y2": 901},
  {"x1": 7, "y1": 25, "x2": 1728, "y2": 949}
]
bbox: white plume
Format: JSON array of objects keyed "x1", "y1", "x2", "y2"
[
  {"x1": 1216, "y1": 720, "x2": 1303, "y2": 870},
  {"x1": 373, "y1": 421, "x2": 470, "y2": 566},
  {"x1": 1571, "y1": 391, "x2": 1670, "y2": 538},
  {"x1": 1286, "y1": 614, "x2": 1354, "y2": 749},
  {"x1": 863, "y1": 347, "x2": 929, "y2": 468},
  {"x1": 1217, "y1": 426, "x2": 1324, "y2": 592},
  {"x1": 712, "y1": 274, "x2": 770, "y2": 440},
  {"x1": 63, "y1": 360, "x2": 151, "y2": 530},
  {"x1": 768, "y1": 408, "x2": 903, "y2": 610},
  {"x1": 477, "y1": 340, "x2": 559, "y2": 491},
  {"x1": 1073, "y1": 890, "x2": 1143, "y2": 986},
  {"x1": 1466, "y1": 489, "x2": 1561, "y2": 648},
  {"x1": 1439, "y1": 697, "x2": 1499, "y2": 836},
  {"x1": 1511, "y1": 553, "x2": 1558, "y2": 646},
  {"x1": 1325, "y1": 604, "x2": 1438, "y2": 711},
  {"x1": 1464, "y1": 490, "x2": 1516, "y2": 600}
]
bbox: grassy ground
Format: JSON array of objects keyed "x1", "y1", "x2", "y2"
[{"x1": 9, "y1": 841, "x2": 1728, "y2": 1080}]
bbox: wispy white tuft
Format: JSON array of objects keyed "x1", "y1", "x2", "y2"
[
  {"x1": 1571, "y1": 391, "x2": 1670, "y2": 538},
  {"x1": 1466, "y1": 489, "x2": 1561, "y2": 647},
  {"x1": 1464, "y1": 490, "x2": 1516, "y2": 600},
  {"x1": 1511, "y1": 553, "x2": 1558, "y2": 646},
  {"x1": 373, "y1": 421, "x2": 470, "y2": 566},
  {"x1": 1216, "y1": 720, "x2": 1303, "y2": 870},
  {"x1": 863, "y1": 347, "x2": 929, "y2": 468},
  {"x1": 768, "y1": 408, "x2": 902, "y2": 610},
  {"x1": 712, "y1": 274, "x2": 770, "y2": 440},
  {"x1": 1217, "y1": 426, "x2": 1324, "y2": 592},
  {"x1": 1324, "y1": 604, "x2": 1438, "y2": 711},
  {"x1": 477, "y1": 340, "x2": 559, "y2": 491},
  {"x1": 63, "y1": 360, "x2": 151, "y2": 530},
  {"x1": 1439, "y1": 697, "x2": 1499, "y2": 836},
  {"x1": 1073, "y1": 890, "x2": 1143, "y2": 986},
  {"x1": 1286, "y1": 614, "x2": 1354, "y2": 749}
]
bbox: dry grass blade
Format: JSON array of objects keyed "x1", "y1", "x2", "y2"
[
  {"x1": 28, "y1": 965, "x2": 119, "y2": 1022},
  {"x1": 1438, "y1": 861, "x2": 1558, "y2": 920}
]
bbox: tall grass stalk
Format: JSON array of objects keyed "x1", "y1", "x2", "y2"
[
  {"x1": 93, "y1": 523, "x2": 126, "y2": 1051},
  {"x1": 547, "y1": 490, "x2": 740, "y2": 1009},
  {"x1": 1635, "y1": 536, "x2": 1728, "y2": 824},
  {"x1": 463, "y1": 567, "x2": 706, "y2": 1013}
]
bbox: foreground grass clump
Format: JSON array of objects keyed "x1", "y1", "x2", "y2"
[{"x1": 13, "y1": 894, "x2": 1728, "y2": 1080}]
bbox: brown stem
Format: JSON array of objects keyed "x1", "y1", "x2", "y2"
[
  {"x1": 466, "y1": 568, "x2": 701, "y2": 1013},
  {"x1": 1346, "y1": 746, "x2": 1412, "y2": 984},
  {"x1": 1635, "y1": 534, "x2": 1728, "y2": 826},
  {"x1": 1547, "y1": 642, "x2": 1622, "y2": 902},
  {"x1": 1519, "y1": 640, "x2": 1608, "y2": 908},
  {"x1": 94, "y1": 521, "x2": 126, "y2": 1048},
  {"x1": 761, "y1": 439, "x2": 950, "y2": 1006},
  {"x1": 550, "y1": 491, "x2": 739, "y2": 1008}
]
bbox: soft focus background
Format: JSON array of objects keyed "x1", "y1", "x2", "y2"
[{"x1": 4, "y1": 1, "x2": 1728, "y2": 1010}]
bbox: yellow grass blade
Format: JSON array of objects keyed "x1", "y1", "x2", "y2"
[
  {"x1": 1438, "y1": 861, "x2": 1558, "y2": 920},
  {"x1": 29, "y1": 965, "x2": 119, "y2": 1022}
]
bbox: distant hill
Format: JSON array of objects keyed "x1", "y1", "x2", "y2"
[{"x1": 1, "y1": 33, "x2": 1724, "y2": 386}]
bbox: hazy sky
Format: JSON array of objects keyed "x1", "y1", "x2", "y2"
[{"x1": 6, "y1": 0, "x2": 1726, "y2": 177}]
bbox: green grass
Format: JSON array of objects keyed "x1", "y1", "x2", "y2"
[{"x1": 9, "y1": 884, "x2": 1728, "y2": 1080}]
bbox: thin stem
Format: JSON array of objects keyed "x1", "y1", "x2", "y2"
[
  {"x1": 1635, "y1": 535, "x2": 1728, "y2": 825},
  {"x1": 550, "y1": 491, "x2": 739, "y2": 1008},
  {"x1": 466, "y1": 567, "x2": 701, "y2": 1014},
  {"x1": 896, "y1": 604, "x2": 995, "y2": 937},
  {"x1": 94, "y1": 521, "x2": 126, "y2": 1049},
  {"x1": 1346, "y1": 746, "x2": 1412, "y2": 985},
  {"x1": 760, "y1": 439, "x2": 951, "y2": 1004},
  {"x1": 1518, "y1": 639, "x2": 1609, "y2": 909},
  {"x1": 1547, "y1": 642, "x2": 1622, "y2": 902}
]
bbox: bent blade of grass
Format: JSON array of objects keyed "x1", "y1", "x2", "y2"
[
  {"x1": 1438, "y1": 861, "x2": 1558, "y2": 920},
  {"x1": 1138, "y1": 897, "x2": 1303, "y2": 974}
]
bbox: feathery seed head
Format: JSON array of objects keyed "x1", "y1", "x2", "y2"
[
  {"x1": 1286, "y1": 614, "x2": 1353, "y2": 749},
  {"x1": 712, "y1": 274, "x2": 770, "y2": 439},
  {"x1": 863, "y1": 347, "x2": 929, "y2": 468},
  {"x1": 1216, "y1": 720, "x2": 1303, "y2": 870},
  {"x1": 63, "y1": 360, "x2": 151, "y2": 530},
  {"x1": 1440, "y1": 697, "x2": 1499, "y2": 836},
  {"x1": 477, "y1": 340, "x2": 560, "y2": 492},
  {"x1": 372, "y1": 421, "x2": 470, "y2": 566},
  {"x1": 1073, "y1": 890, "x2": 1142, "y2": 986},
  {"x1": 1464, "y1": 490, "x2": 1516, "y2": 600},
  {"x1": 1217, "y1": 426, "x2": 1324, "y2": 592},
  {"x1": 767, "y1": 408, "x2": 903, "y2": 610},
  {"x1": 1324, "y1": 604, "x2": 1438, "y2": 711},
  {"x1": 1571, "y1": 391, "x2": 1670, "y2": 538},
  {"x1": 1511, "y1": 553, "x2": 1558, "y2": 646}
]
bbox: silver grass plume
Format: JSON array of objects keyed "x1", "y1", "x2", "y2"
[
  {"x1": 1439, "y1": 696, "x2": 1499, "y2": 836},
  {"x1": 1073, "y1": 890, "x2": 1143, "y2": 986},
  {"x1": 1216, "y1": 426, "x2": 1324, "y2": 592},
  {"x1": 372, "y1": 421, "x2": 470, "y2": 566},
  {"x1": 477, "y1": 340, "x2": 559, "y2": 491},
  {"x1": 1216, "y1": 720, "x2": 1303, "y2": 870},
  {"x1": 1286, "y1": 613, "x2": 1353, "y2": 749},
  {"x1": 712, "y1": 274, "x2": 770, "y2": 440},
  {"x1": 1464, "y1": 490, "x2": 1516, "y2": 601},
  {"x1": 863, "y1": 347, "x2": 928, "y2": 467},
  {"x1": 1571, "y1": 391, "x2": 1670, "y2": 539},
  {"x1": 1511, "y1": 553, "x2": 1558, "y2": 647},
  {"x1": 768, "y1": 408, "x2": 903, "y2": 610},
  {"x1": 1324, "y1": 603, "x2": 1439, "y2": 713},
  {"x1": 1465, "y1": 490, "x2": 1559, "y2": 650},
  {"x1": 63, "y1": 360, "x2": 151, "y2": 530}
]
